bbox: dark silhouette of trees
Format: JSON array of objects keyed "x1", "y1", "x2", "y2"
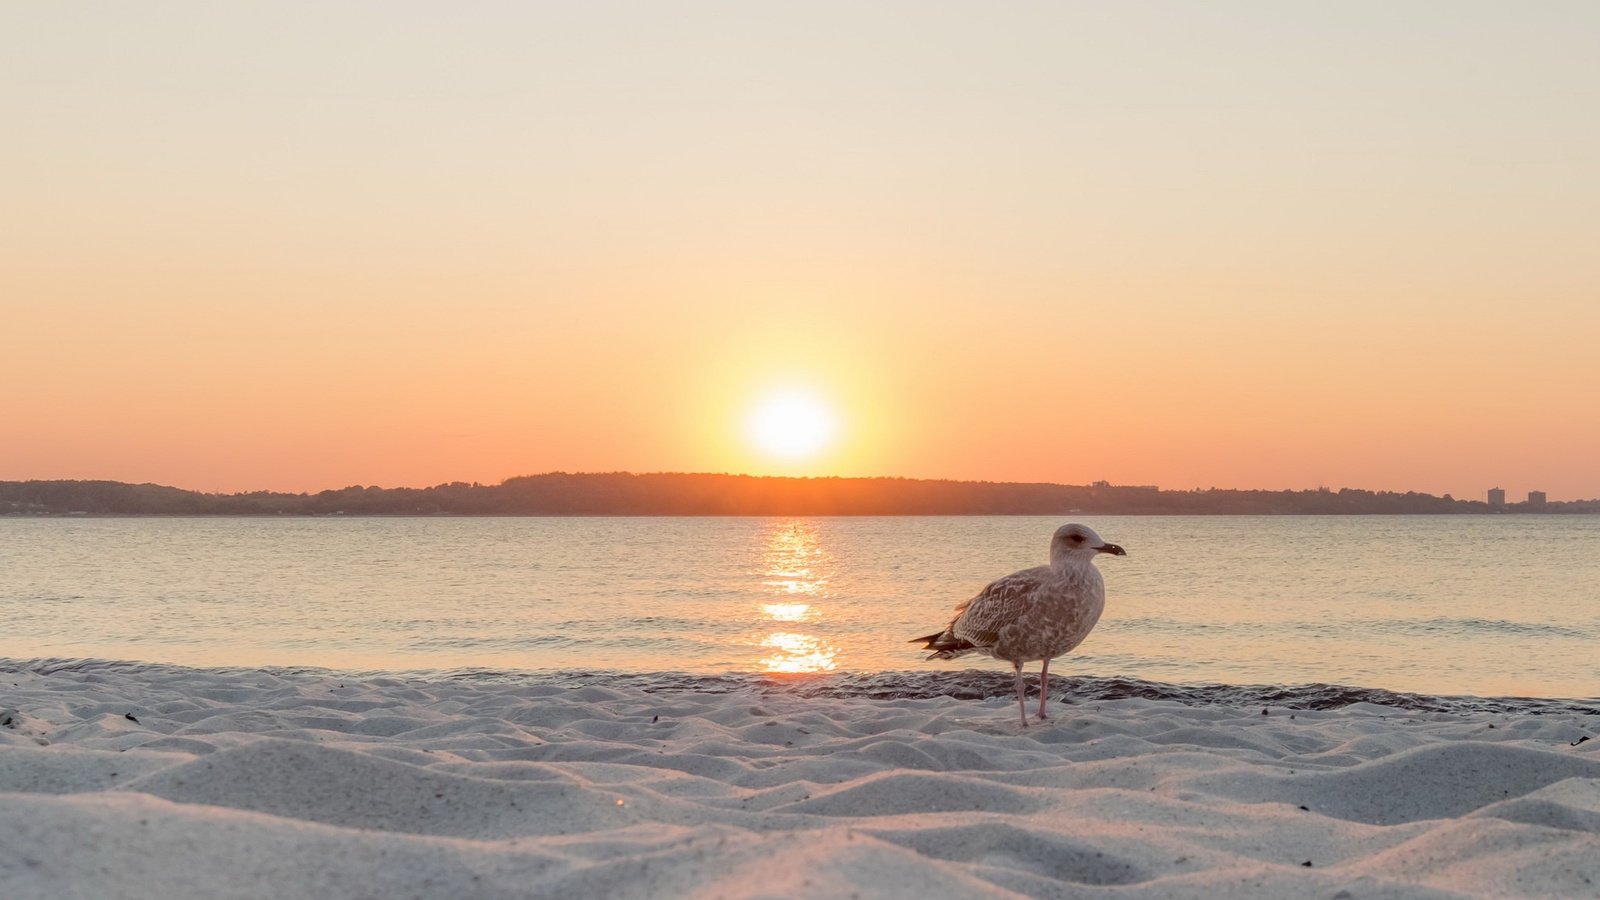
[{"x1": 3, "y1": 474, "x2": 1594, "y2": 516}]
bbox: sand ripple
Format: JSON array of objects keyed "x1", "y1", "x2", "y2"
[{"x1": 2, "y1": 659, "x2": 1597, "y2": 898}]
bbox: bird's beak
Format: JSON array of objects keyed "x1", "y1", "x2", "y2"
[{"x1": 1097, "y1": 543, "x2": 1126, "y2": 556}]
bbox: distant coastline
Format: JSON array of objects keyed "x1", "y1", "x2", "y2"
[{"x1": 3, "y1": 473, "x2": 1595, "y2": 516}]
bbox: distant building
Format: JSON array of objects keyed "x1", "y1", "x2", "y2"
[
  {"x1": 1487, "y1": 487, "x2": 1505, "y2": 507},
  {"x1": 1089, "y1": 480, "x2": 1159, "y2": 492},
  {"x1": 1528, "y1": 491, "x2": 1547, "y2": 506}
]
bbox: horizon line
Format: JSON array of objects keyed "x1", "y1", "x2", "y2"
[{"x1": 0, "y1": 472, "x2": 1579, "y2": 504}]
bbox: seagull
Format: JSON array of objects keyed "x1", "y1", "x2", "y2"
[{"x1": 912, "y1": 523, "x2": 1126, "y2": 727}]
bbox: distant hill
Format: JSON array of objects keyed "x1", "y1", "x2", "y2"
[{"x1": 2, "y1": 474, "x2": 1594, "y2": 516}]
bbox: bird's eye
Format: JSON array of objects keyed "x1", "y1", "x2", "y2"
[{"x1": 1069, "y1": 534, "x2": 1083, "y2": 543}]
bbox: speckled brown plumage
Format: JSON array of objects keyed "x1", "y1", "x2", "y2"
[{"x1": 913, "y1": 523, "x2": 1125, "y2": 726}]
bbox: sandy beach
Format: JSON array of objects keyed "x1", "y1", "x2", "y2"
[{"x1": 2, "y1": 660, "x2": 1597, "y2": 899}]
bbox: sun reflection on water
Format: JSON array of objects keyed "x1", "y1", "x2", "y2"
[
  {"x1": 759, "y1": 631, "x2": 837, "y2": 673},
  {"x1": 755, "y1": 521, "x2": 839, "y2": 674},
  {"x1": 760, "y1": 522, "x2": 826, "y2": 595},
  {"x1": 762, "y1": 602, "x2": 811, "y2": 622}
]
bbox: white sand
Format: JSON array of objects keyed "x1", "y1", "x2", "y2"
[{"x1": 2, "y1": 662, "x2": 1597, "y2": 899}]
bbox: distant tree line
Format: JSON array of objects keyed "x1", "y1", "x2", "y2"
[{"x1": 2, "y1": 474, "x2": 1595, "y2": 516}]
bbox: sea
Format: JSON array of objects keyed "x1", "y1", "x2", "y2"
[{"x1": 3, "y1": 516, "x2": 1597, "y2": 707}]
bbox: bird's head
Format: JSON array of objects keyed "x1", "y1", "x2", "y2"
[{"x1": 1050, "y1": 523, "x2": 1126, "y2": 566}]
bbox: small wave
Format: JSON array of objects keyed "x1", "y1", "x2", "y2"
[
  {"x1": 404, "y1": 635, "x2": 572, "y2": 651},
  {"x1": 1114, "y1": 617, "x2": 1275, "y2": 634},
  {"x1": 1388, "y1": 617, "x2": 1593, "y2": 638},
  {"x1": 1115, "y1": 616, "x2": 1593, "y2": 639},
  {"x1": 550, "y1": 615, "x2": 731, "y2": 632}
]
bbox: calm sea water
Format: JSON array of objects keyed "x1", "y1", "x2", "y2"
[{"x1": 2, "y1": 516, "x2": 1597, "y2": 699}]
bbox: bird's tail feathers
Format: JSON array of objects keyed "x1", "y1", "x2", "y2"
[{"x1": 910, "y1": 631, "x2": 978, "y2": 661}]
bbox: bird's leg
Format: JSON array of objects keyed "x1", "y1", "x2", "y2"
[
  {"x1": 1013, "y1": 661, "x2": 1028, "y2": 728},
  {"x1": 1037, "y1": 658, "x2": 1050, "y2": 720}
]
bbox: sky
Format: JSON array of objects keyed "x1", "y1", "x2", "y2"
[{"x1": 4, "y1": 2, "x2": 1598, "y2": 499}]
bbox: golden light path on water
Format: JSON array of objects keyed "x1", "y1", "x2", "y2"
[{"x1": 755, "y1": 521, "x2": 838, "y2": 674}]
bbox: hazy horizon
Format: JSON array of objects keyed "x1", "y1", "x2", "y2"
[
  {"x1": 3, "y1": 469, "x2": 1583, "y2": 504},
  {"x1": 6, "y1": 3, "x2": 1598, "y2": 500}
]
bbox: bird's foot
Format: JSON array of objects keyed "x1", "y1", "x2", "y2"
[{"x1": 1036, "y1": 711, "x2": 1050, "y2": 721}]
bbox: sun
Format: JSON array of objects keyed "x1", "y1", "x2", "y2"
[{"x1": 746, "y1": 388, "x2": 839, "y2": 461}]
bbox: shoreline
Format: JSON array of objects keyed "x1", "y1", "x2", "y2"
[
  {"x1": 4, "y1": 658, "x2": 1598, "y2": 898},
  {"x1": 7, "y1": 657, "x2": 1599, "y2": 714}
]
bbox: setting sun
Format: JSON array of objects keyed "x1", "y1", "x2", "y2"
[{"x1": 746, "y1": 389, "x2": 839, "y2": 462}]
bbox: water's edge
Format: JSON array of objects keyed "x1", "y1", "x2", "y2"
[{"x1": 7, "y1": 657, "x2": 1597, "y2": 717}]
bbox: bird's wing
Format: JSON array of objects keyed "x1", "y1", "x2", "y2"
[{"x1": 950, "y1": 566, "x2": 1049, "y2": 648}]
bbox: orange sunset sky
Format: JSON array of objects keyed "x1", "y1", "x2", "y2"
[{"x1": 4, "y1": 3, "x2": 1598, "y2": 500}]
